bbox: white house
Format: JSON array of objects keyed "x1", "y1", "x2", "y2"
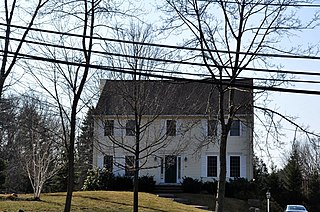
[{"x1": 93, "y1": 79, "x2": 254, "y2": 184}]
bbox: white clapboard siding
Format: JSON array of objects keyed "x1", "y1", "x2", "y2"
[
  {"x1": 97, "y1": 155, "x2": 103, "y2": 168},
  {"x1": 240, "y1": 155, "x2": 247, "y2": 178},
  {"x1": 201, "y1": 155, "x2": 206, "y2": 177}
]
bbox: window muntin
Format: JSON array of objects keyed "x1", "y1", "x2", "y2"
[
  {"x1": 207, "y1": 156, "x2": 217, "y2": 177},
  {"x1": 104, "y1": 120, "x2": 114, "y2": 136},
  {"x1": 126, "y1": 120, "x2": 135, "y2": 136},
  {"x1": 103, "y1": 155, "x2": 113, "y2": 172},
  {"x1": 208, "y1": 120, "x2": 217, "y2": 136},
  {"x1": 125, "y1": 156, "x2": 135, "y2": 176},
  {"x1": 230, "y1": 120, "x2": 240, "y2": 136},
  {"x1": 230, "y1": 156, "x2": 240, "y2": 177},
  {"x1": 166, "y1": 120, "x2": 176, "y2": 136}
]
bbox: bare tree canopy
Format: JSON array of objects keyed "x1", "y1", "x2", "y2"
[
  {"x1": 0, "y1": 0, "x2": 49, "y2": 98},
  {"x1": 160, "y1": 0, "x2": 320, "y2": 211}
]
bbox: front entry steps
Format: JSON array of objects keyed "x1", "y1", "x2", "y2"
[{"x1": 154, "y1": 184, "x2": 183, "y2": 194}]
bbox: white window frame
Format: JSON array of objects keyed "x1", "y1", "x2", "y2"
[
  {"x1": 207, "y1": 155, "x2": 218, "y2": 177},
  {"x1": 229, "y1": 155, "x2": 241, "y2": 177}
]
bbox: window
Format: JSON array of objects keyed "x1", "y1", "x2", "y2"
[
  {"x1": 104, "y1": 120, "x2": 114, "y2": 136},
  {"x1": 125, "y1": 156, "x2": 135, "y2": 176},
  {"x1": 103, "y1": 155, "x2": 113, "y2": 172},
  {"x1": 166, "y1": 120, "x2": 176, "y2": 136},
  {"x1": 208, "y1": 120, "x2": 217, "y2": 136},
  {"x1": 207, "y1": 156, "x2": 217, "y2": 177},
  {"x1": 230, "y1": 120, "x2": 240, "y2": 136},
  {"x1": 126, "y1": 120, "x2": 135, "y2": 136},
  {"x1": 230, "y1": 156, "x2": 240, "y2": 177}
]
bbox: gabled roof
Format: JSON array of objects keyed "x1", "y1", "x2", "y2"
[{"x1": 94, "y1": 79, "x2": 253, "y2": 116}]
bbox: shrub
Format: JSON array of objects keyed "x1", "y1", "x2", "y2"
[
  {"x1": 99, "y1": 168, "x2": 115, "y2": 190},
  {"x1": 181, "y1": 177, "x2": 202, "y2": 193},
  {"x1": 225, "y1": 178, "x2": 257, "y2": 200},
  {"x1": 202, "y1": 181, "x2": 217, "y2": 194},
  {"x1": 83, "y1": 169, "x2": 155, "y2": 192},
  {"x1": 138, "y1": 176, "x2": 155, "y2": 193},
  {"x1": 82, "y1": 168, "x2": 101, "y2": 191},
  {"x1": 112, "y1": 175, "x2": 133, "y2": 191}
]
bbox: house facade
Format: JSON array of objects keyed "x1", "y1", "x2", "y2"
[{"x1": 93, "y1": 79, "x2": 254, "y2": 184}]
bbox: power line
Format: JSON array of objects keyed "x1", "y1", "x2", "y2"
[
  {"x1": 2, "y1": 48, "x2": 320, "y2": 95},
  {"x1": 1, "y1": 22, "x2": 320, "y2": 61},
  {"x1": 199, "y1": 0, "x2": 320, "y2": 7},
  {"x1": 3, "y1": 34, "x2": 320, "y2": 81}
]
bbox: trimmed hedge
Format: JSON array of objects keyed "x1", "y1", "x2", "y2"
[
  {"x1": 82, "y1": 168, "x2": 155, "y2": 192},
  {"x1": 181, "y1": 176, "x2": 256, "y2": 200},
  {"x1": 181, "y1": 177, "x2": 202, "y2": 193}
]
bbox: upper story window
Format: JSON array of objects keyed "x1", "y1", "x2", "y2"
[
  {"x1": 207, "y1": 156, "x2": 217, "y2": 177},
  {"x1": 125, "y1": 155, "x2": 135, "y2": 176},
  {"x1": 230, "y1": 120, "x2": 241, "y2": 136},
  {"x1": 230, "y1": 156, "x2": 240, "y2": 177},
  {"x1": 166, "y1": 120, "x2": 176, "y2": 136},
  {"x1": 208, "y1": 120, "x2": 217, "y2": 136},
  {"x1": 103, "y1": 155, "x2": 113, "y2": 172},
  {"x1": 104, "y1": 120, "x2": 114, "y2": 136},
  {"x1": 126, "y1": 120, "x2": 135, "y2": 136}
]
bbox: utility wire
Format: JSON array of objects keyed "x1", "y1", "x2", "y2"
[
  {"x1": 2, "y1": 35, "x2": 320, "y2": 80},
  {"x1": 2, "y1": 48, "x2": 320, "y2": 95},
  {"x1": 198, "y1": 0, "x2": 320, "y2": 7},
  {"x1": 1, "y1": 22, "x2": 320, "y2": 61}
]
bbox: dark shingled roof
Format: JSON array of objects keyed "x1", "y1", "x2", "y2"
[{"x1": 94, "y1": 79, "x2": 253, "y2": 116}]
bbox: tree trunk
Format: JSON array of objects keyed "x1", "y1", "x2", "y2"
[
  {"x1": 0, "y1": 78, "x2": 4, "y2": 99},
  {"x1": 64, "y1": 107, "x2": 76, "y2": 212},
  {"x1": 215, "y1": 133, "x2": 228, "y2": 212},
  {"x1": 133, "y1": 111, "x2": 140, "y2": 212},
  {"x1": 133, "y1": 156, "x2": 139, "y2": 212}
]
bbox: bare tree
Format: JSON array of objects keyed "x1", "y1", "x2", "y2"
[
  {"x1": 161, "y1": 0, "x2": 320, "y2": 211},
  {"x1": 0, "y1": 0, "x2": 48, "y2": 98},
  {"x1": 96, "y1": 22, "x2": 193, "y2": 212},
  {"x1": 16, "y1": 96, "x2": 63, "y2": 200},
  {"x1": 298, "y1": 136, "x2": 320, "y2": 175},
  {"x1": 24, "y1": 0, "x2": 97, "y2": 210}
]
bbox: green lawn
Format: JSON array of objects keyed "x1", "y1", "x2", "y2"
[{"x1": 0, "y1": 191, "x2": 206, "y2": 212}]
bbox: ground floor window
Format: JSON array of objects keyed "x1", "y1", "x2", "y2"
[
  {"x1": 125, "y1": 155, "x2": 135, "y2": 176},
  {"x1": 230, "y1": 156, "x2": 240, "y2": 177},
  {"x1": 207, "y1": 156, "x2": 217, "y2": 177},
  {"x1": 103, "y1": 155, "x2": 113, "y2": 172}
]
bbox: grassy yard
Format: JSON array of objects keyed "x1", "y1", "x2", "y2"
[
  {"x1": 0, "y1": 191, "x2": 249, "y2": 211},
  {"x1": 174, "y1": 193, "x2": 249, "y2": 212},
  {"x1": 0, "y1": 191, "x2": 206, "y2": 212}
]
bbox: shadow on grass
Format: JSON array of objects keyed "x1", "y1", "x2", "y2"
[{"x1": 78, "y1": 194, "x2": 167, "y2": 212}]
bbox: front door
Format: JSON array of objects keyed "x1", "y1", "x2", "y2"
[{"x1": 165, "y1": 155, "x2": 177, "y2": 183}]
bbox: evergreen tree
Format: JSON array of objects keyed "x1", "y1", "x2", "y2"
[
  {"x1": 253, "y1": 156, "x2": 269, "y2": 197},
  {"x1": 75, "y1": 108, "x2": 94, "y2": 190},
  {"x1": 307, "y1": 170, "x2": 320, "y2": 212},
  {"x1": 283, "y1": 144, "x2": 304, "y2": 204},
  {"x1": 266, "y1": 165, "x2": 286, "y2": 207}
]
